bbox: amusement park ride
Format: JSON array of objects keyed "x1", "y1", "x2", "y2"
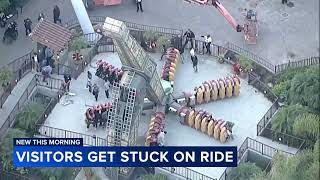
[
  {"x1": 186, "y1": 0, "x2": 258, "y2": 44},
  {"x1": 70, "y1": 0, "x2": 237, "y2": 179}
]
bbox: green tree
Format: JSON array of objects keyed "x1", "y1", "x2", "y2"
[
  {"x1": 293, "y1": 113, "x2": 320, "y2": 145},
  {"x1": 269, "y1": 141, "x2": 319, "y2": 180},
  {"x1": 228, "y1": 162, "x2": 264, "y2": 180},
  {"x1": 15, "y1": 102, "x2": 45, "y2": 135},
  {"x1": 271, "y1": 104, "x2": 308, "y2": 134},
  {"x1": 0, "y1": 67, "x2": 12, "y2": 88},
  {"x1": 272, "y1": 80, "x2": 290, "y2": 100},
  {"x1": 0, "y1": 0, "x2": 10, "y2": 11},
  {"x1": 69, "y1": 36, "x2": 89, "y2": 52},
  {"x1": 0, "y1": 128, "x2": 27, "y2": 172},
  {"x1": 143, "y1": 30, "x2": 159, "y2": 42},
  {"x1": 288, "y1": 66, "x2": 320, "y2": 112},
  {"x1": 239, "y1": 54, "x2": 254, "y2": 72},
  {"x1": 155, "y1": 36, "x2": 170, "y2": 51}
]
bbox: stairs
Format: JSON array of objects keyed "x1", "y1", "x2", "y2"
[{"x1": 101, "y1": 17, "x2": 166, "y2": 105}]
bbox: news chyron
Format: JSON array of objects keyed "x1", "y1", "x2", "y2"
[{"x1": 13, "y1": 138, "x2": 237, "y2": 167}]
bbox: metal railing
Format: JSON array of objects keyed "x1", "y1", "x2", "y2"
[
  {"x1": 274, "y1": 56, "x2": 320, "y2": 74},
  {"x1": 0, "y1": 52, "x2": 33, "y2": 108},
  {"x1": 257, "y1": 125, "x2": 306, "y2": 150},
  {"x1": 159, "y1": 167, "x2": 216, "y2": 180},
  {"x1": 36, "y1": 125, "x2": 108, "y2": 146},
  {"x1": 225, "y1": 42, "x2": 275, "y2": 74},
  {"x1": 0, "y1": 74, "x2": 63, "y2": 139},
  {"x1": 256, "y1": 101, "x2": 279, "y2": 135},
  {"x1": 219, "y1": 137, "x2": 294, "y2": 180},
  {"x1": 248, "y1": 72, "x2": 278, "y2": 102},
  {"x1": 0, "y1": 75, "x2": 36, "y2": 139}
]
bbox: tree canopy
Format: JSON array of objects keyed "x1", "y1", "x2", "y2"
[
  {"x1": 0, "y1": 128, "x2": 27, "y2": 172},
  {"x1": 228, "y1": 162, "x2": 264, "y2": 180}
]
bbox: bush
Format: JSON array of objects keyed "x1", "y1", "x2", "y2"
[
  {"x1": 271, "y1": 104, "x2": 309, "y2": 134},
  {"x1": 69, "y1": 36, "x2": 89, "y2": 52},
  {"x1": 228, "y1": 162, "x2": 264, "y2": 180},
  {"x1": 143, "y1": 30, "x2": 159, "y2": 42},
  {"x1": 272, "y1": 80, "x2": 290, "y2": 100},
  {"x1": 155, "y1": 36, "x2": 170, "y2": 51},
  {"x1": 0, "y1": 128, "x2": 27, "y2": 172},
  {"x1": 15, "y1": 101, "x2": 45, "y2": 134},
  {"x1": 239, "y1": 54, "x2": 254, "y2": 72},
  {"x1": 288, "y1": 66, "x2": 319, "y2": 112},
  {"x1": 0, "y1": 67, "x2": 12, "y2": 87}
]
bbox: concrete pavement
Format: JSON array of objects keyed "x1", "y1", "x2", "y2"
[{"x1": 0, "y1": 0, "x2": 319, "y2": 67}]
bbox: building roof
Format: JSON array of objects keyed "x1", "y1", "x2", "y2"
[{"x1": 31, "y1": 19, "x2": 72, "y2": 51}]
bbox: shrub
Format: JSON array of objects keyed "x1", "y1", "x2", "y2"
[
  {"x1": 69, "y1": 36, "x2": 89, "y2": 52},
  {"x1": 239, "y1": 54, "x2": 254, "y2": 72},
  {"x1": 15, "y1": 101, "x2": 45, "y2": 135},
  {"x1": 228, "y1": 162, "x2": 264, "y2": 180},
  {"x1": 155, "y1": 36, "x2": 170, "y2": 51},
  {"x1": 0, "y1": 128, "x2": 27, "y2": 172},
  {"x1": 143, "y1": 30, "x2": 159, "y2": 42}
]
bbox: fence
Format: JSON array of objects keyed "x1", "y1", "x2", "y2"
[
  {"x1": 159, "y1": 167, "x2": 216, "y2": 180},
  {"x1": 219, "y1": 137, "x2": 294, "y2": 180},
  {"x1": 0, "y1": 52, "x2": 33, "y2": 108},
  {"x1": 225, "y1": 42, "x2": 275, "y2": 74},
  {"x1": 0, "y1": 75, "x2": 63, "y2": 140},
  {"x1": 36, "y1": 125, "x2": 109, "y2": 146},
  {"x1": 256, "y1": 101, "x2": 279, "y2": 135},
  {"x1": 257, "y1": 125, "x2": 306, "y2": 150},
  {"x1": 0, "y1": 75, "x2": 36, "y2": 139},
  {"x1": 274, "y1": 56, "x2": 320, "y2": 74},
  {"x1": 248, "y1": 72, "x2": 278, "y2": 102}
]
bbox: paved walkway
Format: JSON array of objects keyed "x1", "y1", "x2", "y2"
[{"x1": 0, "y1": 0, "x2": 319, "y2": 67}]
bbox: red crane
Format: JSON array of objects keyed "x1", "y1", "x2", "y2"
[{"x1": 186, "y1": 0, "x2": 258, "y2": 44}]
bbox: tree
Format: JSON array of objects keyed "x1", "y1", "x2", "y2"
[
  {"x1": 155, "y1": 36, "x2": 170, "y2": 51},
  {"x1": 271, "y1": 104, "x2": 309, "y2": 134},
  {"x1": 228, "y1": 162, "x2": 264, "y2": 180},
  {"x1": 0, "y1": 0, "x2": 10, "y2": 11},
  {"x1": 272, "y1": 80, "x2": 290, "y2": 100},
  {"x1": 69, "y1": 36, "x2": 89, "y2": 53},
  {"x1": 288, "y1": 66, "x2": 320, "y2": 112},
  {"x1": 0, "y1": 128, "x2": 27, "y2": 173},
  {"x1": 269, "y1": 141, "x2": 319, "y2": 180},
  {"x1": 239, "y1": 54, "x2": 254, "y2": 72},
  {"x1": 15, "y1": 102, "x2": 45, "y2": 135},
  {"x1": 0, "y1": 67, "x2": 12, "y2": 88},
  {"x1": 293, "y1": 113, "x2": 319, "y2": 145}
]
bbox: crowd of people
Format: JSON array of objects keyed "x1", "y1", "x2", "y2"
[
  {"x1": 0, "y1": 5, "x2": 62, "y2": 43},
  {"x1": 85, "y1": 102, "x2": 112, "y2": 130}
]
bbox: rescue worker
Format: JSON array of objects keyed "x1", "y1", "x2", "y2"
[
  {"x1": 204, "y1": 35, "x2": 212, "y2": 54},
  {"x1": 53, "y1": 5, "x2": 61, "y2": 24},
  {"x1": 183, "y1": 29, "x2": 195, "y2": 49},
  {"x1": 24, "y1": 18, "x2": 32, "y2": 36}
]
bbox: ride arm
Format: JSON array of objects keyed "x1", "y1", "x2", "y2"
[
  {"x1": 211, "y1": 0, "x2": 242, "y2": 32},
  {"x1": 189, "y1": 0, "x2": 242, "y2": 32}
]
